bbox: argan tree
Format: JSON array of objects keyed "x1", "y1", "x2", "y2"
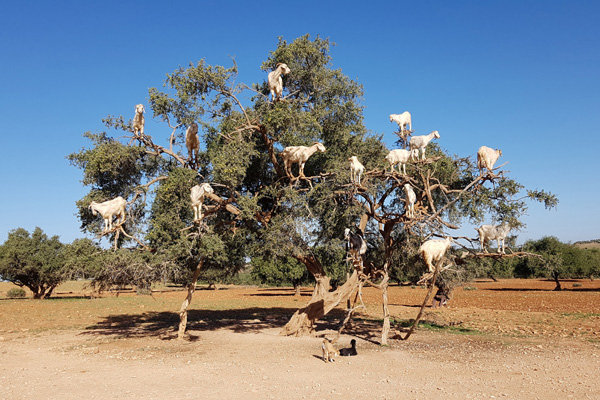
[
  {"x1": 0, "y1": 227, "x2": 66, "y2": 299},
  {"x1": 69, "y1": 34, "x2": 556, "y2": 341}
]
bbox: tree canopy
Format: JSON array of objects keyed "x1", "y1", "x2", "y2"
[
  {"x1": 68, "y1": 34, "x2": 557, "y2": 340},
  {"x1": 0, "y1": 227, "x2": 66, "y2": 299}
]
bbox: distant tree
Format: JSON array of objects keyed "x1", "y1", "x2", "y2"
[
  {"x1": 516, "y1": 236, "x2": 587, "y2": 290},
  {"x1": 62, "y1": 238, "x2": 102, "y2": 279},
  {"x1": 251, "y1": 255, "x2": 311, "y2": 295},
  {"x1": 0, "y1": 227, "x2": 66, "y2": 299}
]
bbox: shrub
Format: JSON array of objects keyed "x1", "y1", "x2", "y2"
[
  {"x1": 6, "y1": 288, "x2": 27, "y2": 298},
  {"x1": 463, "y1": 286, "x2": 478, "y2": 291}
]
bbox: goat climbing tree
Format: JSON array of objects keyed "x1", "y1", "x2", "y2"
[{"x1": 69, "y1": 34, "x2": 557, "y2": 341}]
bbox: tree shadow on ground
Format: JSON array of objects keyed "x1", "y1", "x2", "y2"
[
  {"x1": 313, "y1": 312, "x2": 386, "y2": 345},
  {"x1": 80, "y1": 306, "x2": 388, "y2": 344},
  {"x1": 81, "y1": 307, "x2": 296, "y2": 340},
  {"x1": 484, "y1": 288, "x2": 600, "y2": 292},
  {"x1": 244, "y1": 288, "x2": 313, "y2": 297}
]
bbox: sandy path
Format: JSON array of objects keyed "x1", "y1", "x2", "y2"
[{"x1": 1, "y1": 326, "x2": 599, "y2": 400}]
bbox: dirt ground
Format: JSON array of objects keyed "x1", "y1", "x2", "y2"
[{"x1": 1, "y1": 279, "x2": 599, "y2": 399}]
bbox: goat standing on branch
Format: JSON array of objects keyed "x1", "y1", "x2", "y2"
[
  {"x1": 477, "y1": 146, "x2": 502, "y2": 174},
  {"x1": 89, "y1": 196, "x2": 127, "y2": 233},
  {"x1": 348, "y1": 156, "x2": 365, "y2": 185},
  {"x1": 344, "y1": 228, "x2": 367, "y2": 259},
  {"x1": 280, "y1": 142, "x2": 326, "y2": 178},
  {"x1": 385, "y1": 148, "x2": 417, "y2": 175},
  {"x1": 410, "y1": 130, "x2": 440, "y2": 160},
  {"x1": 191, "y1": 183, "x2": 214, "y2": 222},
  {"x1": 268, "y1": 63, "x2": 291, "y2": 102},
  {"x1": 419, "y1": 237, "x2": 452, "y2": 275},
  {"x1": 185, "y1": 123, "x2": 200, "y2": 167},
  {"x1": 477, "y1": 223, "x2": 510, "y2": 254},
  {"x1": 132, "y1": 104, "x2": 145, "y2": 137},
  {"x1": 404, "y1": 183, "x2": 417, "y2": 218},
  {"x1": 390, "y1": 112, "x2": 412, "y2": 132}
]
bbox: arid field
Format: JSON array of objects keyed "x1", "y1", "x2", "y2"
[{"x1": 1, "y1": 279, "x2": 599, "y2": 399}]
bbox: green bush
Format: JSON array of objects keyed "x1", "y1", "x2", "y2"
[{"x1": 6, "y1": 288, "x2": 27, "y2": 298}]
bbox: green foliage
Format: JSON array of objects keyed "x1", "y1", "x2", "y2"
[
  {"x1": 86, "y1": 249, "x2": 181, "y2": 292},
  {"x1": 67, "y1": 131, "x2": 160, "y2": 237},
  {"x1": 62, "y1": 238, "x2": 103, "y2": 279},
  {"x1": 251, "y1": 256, "x2": 310, "y2": 287},
  {"x1": 6, "y1": 287, "x2": 26, "y2": 298},
  {"x1": 68, "y1": 34, "x2": 558, "y2": 294},
  {"x1": 0, "y1": 227, "x2": 66, "y2": 299},
  {"x1": 210, "y1": 136, "x2": 258, "y2": 187},
  {"x1": 514, "y1": 237, "x2": 600, "y2": 288},
  {"x1": 147, "y1": 168, "x2": 198, "y2": 248}
]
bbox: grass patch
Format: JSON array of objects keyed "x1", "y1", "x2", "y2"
[
  {"x1": 394, "y1": 319, "x2": 480, "y2": 335},
  {"x1": 6, "y1": 288, "x2": 26, "y2": 298},
  {"x1": 559, "y1": 312, "x2": 600, "y2": 320}
]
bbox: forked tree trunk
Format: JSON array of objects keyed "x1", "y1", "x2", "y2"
[
  {"x1": 281, "y1": 215, "x2": 369, "y2": 336},
  {"x1": 178, "y1": 259, "x2": 204, "y2": 339},
  {"x1": 281, "y1": 271, "x2": 359, "y2": 336}
]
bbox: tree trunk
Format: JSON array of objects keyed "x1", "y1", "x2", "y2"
[
  {"x1": 379, "y1": 221, "x2": 394, "y2": 345},
  {"x1": 552, "y1": 272, "x2": 562, "y2": 291},
  {"x1": 281, "y1": 271, "x2": 359, "y2": 336},
  {"x1": 380, "y1": 263, "x2": 391, "y2": 345},
  {"x1": 40, "y1": 285, "x2": 56, "y2": 299},
  {"x1": 178, "y1": 259, "x2": 204, "y2": 339}
]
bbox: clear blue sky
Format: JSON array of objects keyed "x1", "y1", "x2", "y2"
[{"x1": 1, "y1": 1, "x2": 598, "y2": 245}]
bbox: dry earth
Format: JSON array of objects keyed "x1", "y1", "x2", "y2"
[{"x1": 1, "y1": 279, "x2": 599, "y2": 399}]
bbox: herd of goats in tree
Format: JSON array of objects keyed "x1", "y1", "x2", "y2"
[{"x1": 86, "y1": 61, "x2": 536, "y2": 349}]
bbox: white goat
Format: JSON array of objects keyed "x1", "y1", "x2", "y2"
[
  {"x1": 419, "y1": 237, "x2": 453, "y2": 274},
  {"x1": 410, "y1": 130, "x2": 440, "y2": 160},
  {"x1": 477, "y1": 146, "x2": 503, "y2": 174},
  {"x1": 186, "y1": 123, "x2": 200, "y2": 165},
  {"x1": 191, "y1": 183, "x2": 214, "y2": 222},
  {"x1": 385, "y1": 148, "x2": 418, "y2": 174},
  {"x1": 89, "y1": 196, "x2": 127, "y2": 233},
  {"x1": 132, "y1": 104, "x2": 145, "y2": 136},
  {"x1": 476, "y1": 223, "x2": 510, "y2": 254},
  {"x1": 280, "y1": 142, "x2": 326, "y2": 178},
  {"x1": 389, "y1": 112, "x2": 412, "y2": 132},
  {"x1": 348, "y1": 156, "x2": 365, "y2": 185},
  {"x1": 404, "y1": 183, "x2": 416, "y2": 218},
  {"x1": 268, "y1": 63, "x2": 291, "y2": 102}
]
